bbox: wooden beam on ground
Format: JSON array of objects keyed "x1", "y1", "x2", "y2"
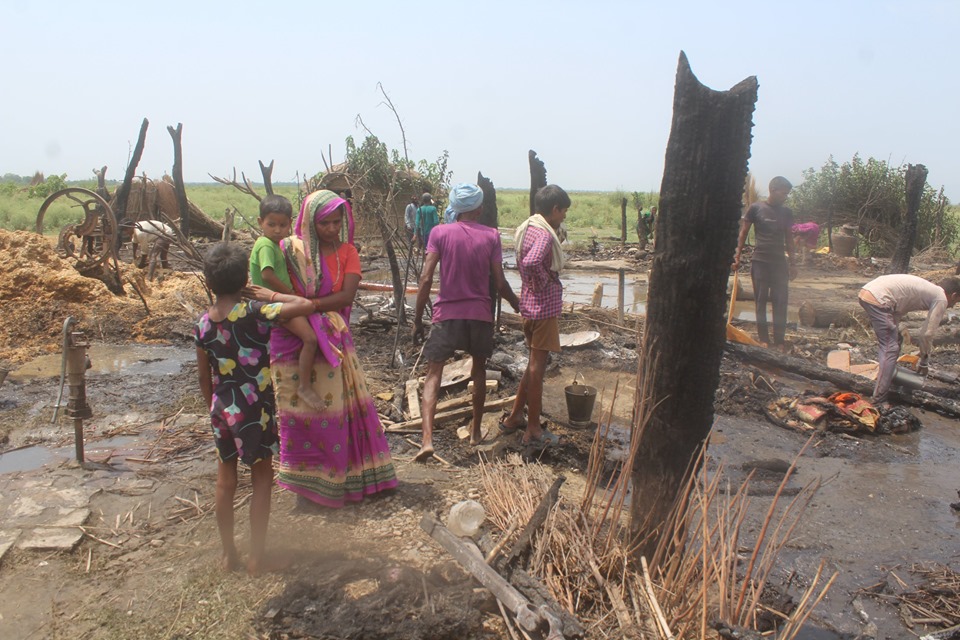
[
  {"x1": 502, "y1": 476, "x2": 565, "y2": 570},
  {"x1": 386, "y1": 395, "x2": 516, "y2": 432}
]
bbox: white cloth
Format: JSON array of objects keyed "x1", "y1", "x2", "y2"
[
  {"x1": 133, "y1": 220, "x2": 174, "y2": 255},
  {"x1": 514, "y1": 214, "x2": 565, "y2": 273}
]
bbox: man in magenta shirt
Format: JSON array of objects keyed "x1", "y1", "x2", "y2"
[{"x1": 412, "y1": 183, "x2": 520, "y2": 462}]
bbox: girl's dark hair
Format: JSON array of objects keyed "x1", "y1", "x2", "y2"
[
  {"x1": 203, "y1": 243, "x2": 250, "y2": 295},
  {"x1": 259, "y1": 194, "x2": 293, "y2": 219},
  {"x1": 534, "y1": 184, "x2": 571, "y2": 215}
]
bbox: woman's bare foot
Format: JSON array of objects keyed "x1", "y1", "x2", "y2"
[
  {"x1": 297, "y1": 385, "x2": 324, "y2": 410},
  {"x1": 247, "y1": 551, "x2": 292, "y2": 576},
  {"x1": 221, "y1": 549, "x2": 242, "y2": 572},
  {"x1": 414, "y1": 444, "x2": 435, "y2": 463}
]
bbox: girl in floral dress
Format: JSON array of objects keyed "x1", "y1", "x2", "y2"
[{"x1": 194, "y1": 242, "x2": 314, "y2": 574}]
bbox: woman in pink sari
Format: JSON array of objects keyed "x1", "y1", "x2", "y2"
[{"x1": 270, "y1": 189, "x2": 397, "y2": 508}]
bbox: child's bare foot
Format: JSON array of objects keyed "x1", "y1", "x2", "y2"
[
  {"x1": 221, "y1": 550, "x2": 242, "y2": 572},
  {"x1": 297, "y1": 385, "x2": 324, "y2": 410},
  {"x1": 247, "y1": 551, "x2": 292, "y2": 576},
  {"x1": 469, "y1": 428, "x2": 484, "y2": 446},
  {"x1": 414, "y1": 444, "x2": 435, "y2": 463}
]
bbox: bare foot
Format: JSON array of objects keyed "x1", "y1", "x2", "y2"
[
  {"x1": 469, "y1": 427, "x2": 484, "y2": 446},
  {"x1": 413, "y1": 445, "x2": 435, "y2": 463},
  {"x1": 247, "y1": 551, "x2": 292, "y2": 576},
  {"x1": 221, "y1": 550, "x2": 242, "y2": 572},
  {"x1": 297, "y1": 385, "x2": 324, "y2": 410}
]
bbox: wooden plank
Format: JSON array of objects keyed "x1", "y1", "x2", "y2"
[
  {"x1": 405, "y1": 379, "x2": 421, "y2": 421},
  {"x1": 826, "y1": 349, "x2": 851, "y2": 372},
  {"x1": 385, "y1": 395, "x2": 516, "y2": 432}
]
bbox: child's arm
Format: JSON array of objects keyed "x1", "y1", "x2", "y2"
[
  {"x1": 196, "y1": 347, "x2": 213, "y2": 408},
  {"x1": 243, "y1": 285, "x2": 315, "y2": 319},
  {"x1": 260, "y1": 267, "x2": 294, "y2": 295}
]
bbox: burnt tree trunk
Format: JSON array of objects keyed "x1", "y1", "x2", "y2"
[
  {"x1": 478, "y1": 171, "x2": 501, "y2": 321},
  {"x1": 620, "y1": 197, "x2": 628, "y2": 245},
  {"x1": 888, "y1": 163, "x2": 928, "y2": 275},
  {"x1": 167, "y1": 123, "x2": 191, "y2": 238},
  {"x1": 528, "y1": 150, "x2": 547, "y2": 217},
  {"x1": 630, "y1": 52, "x2": 758, "y2": 564},
  {"x1": 375, "y1": 208, "x2": 405, "y2": 328},
  {"x1": 259, "y1": 160, "x2": 275, "y2": 196},
  {"x1": 114, "y1": 118, "x2": 149, "y2": 233}
]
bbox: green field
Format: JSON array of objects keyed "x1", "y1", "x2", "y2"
[{"x1": 0, "y1": 182, "x2": 657, "y2": 243}]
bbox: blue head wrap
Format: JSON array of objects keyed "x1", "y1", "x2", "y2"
[{"x1": 446, "y1": 183, "x2": 484, "y2": 222}]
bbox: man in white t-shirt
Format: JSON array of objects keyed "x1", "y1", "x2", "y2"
[
  {"x1": 132, "y1": 220, "x2": 175, "y2": 269},
  {"x1": 858, "y1": 274, "x2": 960, "y2": 406}
]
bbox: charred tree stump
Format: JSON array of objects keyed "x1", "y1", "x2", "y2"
[
  {"x1": 114, "y1": 118, "x2": 149, "y2": 235},
  {"x1": 167, "y1": 124, "x2": 191, "y2": 238},
  {"x1": 798, "y1": 300, "x2": 865, "y2": 328},
  {"x1": 478, "y1": 171, "x2": 501, "y2": 321},
  {"x1": 93, "y1": 166, "x2": 109, "y2": 201},
  {"x1": 888, "y1": 163, "x2": 928, "y2": 274},
  {"x1": 620, "y1": 197, "x2": 628, "y2": 244},
  {"x1": 259, "y1": 160, "x2": 275, "y2": 196},
  {"x1": 629, "y1": 52, "x2": 758, "y2": 564},
  {"x1": 528, "y1": 150, "x2": 547, "y2": 217}
]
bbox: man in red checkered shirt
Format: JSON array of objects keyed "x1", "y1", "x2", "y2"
[{"x1": 500, "y1": 185, "x2": 570, "y2": 449}]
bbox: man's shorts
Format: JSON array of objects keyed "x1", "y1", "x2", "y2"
[
  {"x1": 423, "y1": 319, "x2": 495, "y2": 362},
  {"x1": 522, "y1": 317, "x2": 561, "y2": 353}
]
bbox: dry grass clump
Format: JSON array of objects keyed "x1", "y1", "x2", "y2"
[{"x1": 479, "y1": 367, "x2": 836, "y2": 639}]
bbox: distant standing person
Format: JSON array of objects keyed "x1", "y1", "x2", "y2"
[
  {"x1": 499, "y1": 185, "x2": 571, "y2": 450},
  {"x1": 858, "y1": 274, "x2": 960, "y2": 408},
  {"x1": 404, "y1": 196, "x2": 418, "y2": 245},
  {"x1": 412, "y1": 183, "x2": 520, "y2": 462},
  {"x1": 733, "y1": 176, "x2": 797, "y2": 350},
  {"x1": 791, "y1": 221, "x2": 820, "y2": 266},
  {"x1": 415, "y1": 193, "x2": 439, "y2": 249}
]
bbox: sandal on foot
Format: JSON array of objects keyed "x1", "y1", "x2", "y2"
[
  {"x1": 522, "y1": 429, "x2": 560, "y2": 449},
  {"x1": 498, "y1": 414, "x2": 524, "y2": 435}
]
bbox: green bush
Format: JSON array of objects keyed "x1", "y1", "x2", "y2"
[{"x1": 791, "y1": 155, "x2": 955, "y2": 257}]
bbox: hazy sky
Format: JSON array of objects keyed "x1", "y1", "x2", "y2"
[{"x1": 3, "y1": 0, "x2": 958, "y2": 198}]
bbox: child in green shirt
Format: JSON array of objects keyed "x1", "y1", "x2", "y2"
[{"x1": 250, "y1": 195, "x2": 324, "y2": 410}]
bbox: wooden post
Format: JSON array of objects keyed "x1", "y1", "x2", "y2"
[
  {"x1": 528, "y1": 150, "x2": 547, "y2": 217},
  {"x1": 620, "y1": 197, "x2": 628, "y2": 245},
  {"x1": 630, "y1": 52, "x2": 758, "y2": 565},
  {"x1": 888, "y1": 163, "x2": 928, "y2": 275},
  {"x1": 166, "y1": 123, "x2": 191, "y2": 238},
  {"x1": 617, "y1": 268, "x2": 625, "y2": 322}
]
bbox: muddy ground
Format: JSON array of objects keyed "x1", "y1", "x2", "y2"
[{"x1": 2, "y1": 230, "x2": 960, "y2": 639}]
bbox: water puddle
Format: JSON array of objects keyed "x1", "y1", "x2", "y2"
[
  {"x1": 0, "y1": 435, "x2": 141, "y2": 474},
  {"x1": 8, "y1": 344, "x2": 191, "y2": 382}
]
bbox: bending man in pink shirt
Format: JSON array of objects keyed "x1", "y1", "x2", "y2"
[
  {"x1": 413, "y1": 183, "x2": 520, "y2": 462},
  {"x1": 500, "y1": 185, "x2": 570, "y2": 449}
]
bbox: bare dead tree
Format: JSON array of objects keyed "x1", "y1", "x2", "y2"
[
  {"x1": 114, "y1": 118, "x2": 149, "y2": 230},
  {"x1": 377, "y1": 82, "x2": 410, "y2": 167},
  {"x1": 93, "y1": 166, "x2": 109, "y2": 201},
  {"x1": 478, "y1": 171, "x2": 502, "y2": 324},
  {"x1": 167, "y1": 123, "x2": 191, "y2": 238},
  {"x1": 629, "y1": 52, "x2": 758, "y2": 566},
  {"x1": 259, "y1": 160, "x2": 275, "y2": 196},
  {"x1": 888, "y1": 163, "x2": 928, "y2": 274},
  {"x1": 528, "y1": 150, "x2": 547, "y2": 216},
  {"x1": 620, "y1": 197, "x2": 628, "y2": 245},
  {"x1": 209, "y1": 168, "x2": 264, "y2": 202}
]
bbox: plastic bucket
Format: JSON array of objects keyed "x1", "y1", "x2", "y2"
[{"x1": 565, "y1": 380, "x2": 597, "y2": 427}]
